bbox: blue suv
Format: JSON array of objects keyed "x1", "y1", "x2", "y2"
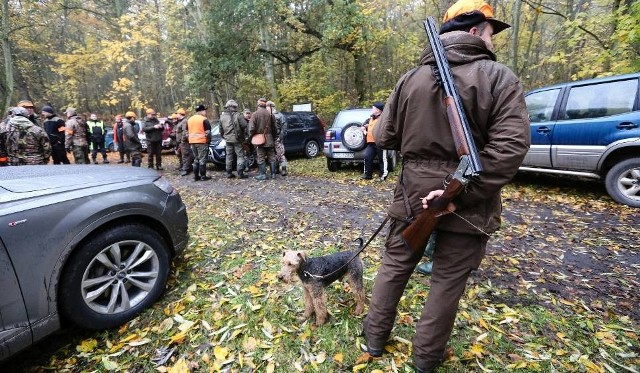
[{"x1": 521, "y1": 72, "x2": 640, "y2": 207}]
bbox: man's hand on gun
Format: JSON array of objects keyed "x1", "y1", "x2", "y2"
[{"x1": 421, "y1": 190, "x2": 456, "y2": 214}]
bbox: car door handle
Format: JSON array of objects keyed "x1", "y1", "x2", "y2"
[
  {"x1": 303, "y1": 129, "x2": 310, "y2": 132},
  {"x1": 617, "y1": 122, "x2": 638, "y2": 130},
  {"x1": 536, "y1": 126, "x2": 551, "y2": 134}
]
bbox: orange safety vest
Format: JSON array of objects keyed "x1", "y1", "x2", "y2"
[
  {"x1": 187, "y1": 114, "x2": 207, "y2": 144},
  {"x1": 366, "y1": 117, "x2": 379, "y2": 143}
]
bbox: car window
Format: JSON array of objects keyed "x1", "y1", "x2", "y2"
[
  {"x1": 332, "y1": 109, "x2": 371, "y2": 128},
  {"x1": 525, "y1": 89, "x2": 560, "y2": 123},
  {"x1": 563, "y1": 79, "x2": 638, "y2": 120},
  {"x1": 285, "y1": 114, "x2": 304, "y2": 130}
]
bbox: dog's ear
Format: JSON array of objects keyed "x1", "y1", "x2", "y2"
[{"x1": 296, "y1": 251, "x2": 307, "y2": 260}]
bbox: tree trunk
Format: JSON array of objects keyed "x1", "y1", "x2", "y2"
[
  {"x1": 509, "y1": 0, "x2": 522, "y2": 72},
  {"x1": 353, "y1": 51, "x2": 366, "y2": 104},
  {"x1": 1, "y1": 0, "x2": 13, "y2": 112}
]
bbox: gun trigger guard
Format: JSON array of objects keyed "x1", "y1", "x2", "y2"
[{"x1": 443, "y1": 173, "x2": 453, "y2": 188}]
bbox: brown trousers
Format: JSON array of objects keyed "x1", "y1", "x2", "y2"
[{"x1": 364, "y1": 219, "x2": 487, "y2": 368}]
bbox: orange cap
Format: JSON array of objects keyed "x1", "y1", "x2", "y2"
[
  {"x1": 125, "y1": 111, "x2": 137, "y2": 119},
  {"x1": 441, "y1": 0, "x2": 510, "y2": 34},
  {"x1": 17, "y1": 100, "x2": 34, "y2": 108},
  {"x1": 176, "y1": 108, "x2": 186, "y2": 115},
  {"x1": 146, "y1": 108, "x2": 156, "y2": 115}
]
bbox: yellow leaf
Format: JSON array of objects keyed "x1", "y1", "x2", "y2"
[
  {"x1": 333, "y1": 353, "x2": 344, "y2": 363},
  {"x1": 157, "y1": 318, "x2": 174, "y2": 334},
  {"x1": 101, "y1": 356, "x2": 119, "y2": 371},
  {"x1": 118, "y1": 334, "x2": 139, "y2": 343},
  {"x1": 353, "y1": 363, "x2": 368, "y2": 371},
  {"x1": 214, "y1": 345, "x2": 229, "y2": 361},
  {"x1": 266, "y1": 362, "x2": 275, "y2": 373},
  {"x1": 168, "y1": 330, "x2": 188, "y2": 345},
  {"x1": 77, "y1": 338, "x2": 98, "y2": 353},
  {"x1": 168, "y1": 357, "x2": 189, "y2": 373},
  {"x1": 470, "y1": 343, "x2": 485, "y2": 357}
]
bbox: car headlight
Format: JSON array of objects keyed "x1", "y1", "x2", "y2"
[
  {"x1": 216, "y1": 139, "x2": 226, "y2": 149},
  {"x1": 153, "y1": 176, "x2": 176, "y2": 194}
]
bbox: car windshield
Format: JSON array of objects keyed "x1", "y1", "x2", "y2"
[{"x1": 331, "y1": 109, "x2": 371, "y2": 129}]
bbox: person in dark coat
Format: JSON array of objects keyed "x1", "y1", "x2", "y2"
[
  {"x1": 363, "y1": 0, "x2": 531, "y2": 371},
  {"x1": 142, "y1": 108, "x2": 164, "y2": 170},
  {"x1": 248, "y1": 98, "x2": 278, "y2": 180},
  {"x1": 41, "y1": 105, "x2": 70, "y2": 164}
]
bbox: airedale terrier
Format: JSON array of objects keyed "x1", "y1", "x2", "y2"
[{"x1": 277, "y1": 244, "x2": 365, "y2": 326}]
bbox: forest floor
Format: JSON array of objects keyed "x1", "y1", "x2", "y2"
[{"x1": 4, "y1": 153, "x2": 639, "y2": 372}]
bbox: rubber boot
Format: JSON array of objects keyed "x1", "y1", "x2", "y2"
[
  {"x1": 416, "y1": 262, "x2": 433, "y2": 275},
  {"x1": 281, "y1": 165, "x2": 288, "y2": 176},
  {"x1": 238, "y1": 168, "x2": 248, "y2": 179},
  {"x1": 103, "y1": 155, "x2": 110, "y2": 164},
  {"x1": 132, "y1": 159, "x2": 141, "y2": 167},
  {"x1": 194, "y1": 164, "x2": 201, "y2": 181},
  {"x1": 117, "y1": 155, "x2": 125, "y2": 164},
  {"x1": 270, "y1": 162, "x2": 277, "y2": 179},
  {"x1": 200, "y1": 164, "x2": 211, "y2": 180},
  {"x1": 255, "y1": 164, "x2": 267, "y2": 180},
  {"x1": 225, "y1": 169, "x2": 235, "y2": 178}
]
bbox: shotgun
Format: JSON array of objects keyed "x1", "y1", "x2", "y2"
[{"x1": 401, "y1": 17, "x2": 483, "y2": 252}]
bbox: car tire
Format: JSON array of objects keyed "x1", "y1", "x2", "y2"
[
  {"x1": 305, "y1": 140, "x2": 320, "y2": 158},
  {"x1": 341, "y1": 123, "x2": 366, "y2": 151},
  {"x1": 245, "y1": 148, "x2": 257, "y2": 169},
  {"x1": 327, "y1": 158, "x2": 340, "y2": 172},
  {"x1": 107, "y1": 143, "x2": 114, "y2": 152},
  {"x1": 605, "y1": 158, "x2": 640, "y2": 207},
  {"x1": 59, "y1": 224, "x2": 170, "y2": 330}
]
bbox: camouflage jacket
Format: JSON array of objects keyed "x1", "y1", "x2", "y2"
[
  {"x1": 0, "y1": 115, "x2": 51, "y2": 165},
  {"x1": 65, "y1": 116, "x2": 89, "y2": 147},
  {"x1": 219, "y1": 109, "x2": 246, "y2": 144}
]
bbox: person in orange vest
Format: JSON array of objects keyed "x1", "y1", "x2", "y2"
[
  {"x1": 187, "y1": 104, "x2": 212, "y2": 181},
  {"x1": 361, "y1": 102, "x2": 385, "y2": 180}
]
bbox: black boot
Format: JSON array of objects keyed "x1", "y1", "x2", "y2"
[
  {"x1": 117, "y1": 155, "x2": 125, "y2": 164},
  {"x1": 194, "y1": 164, "x2": 201, "y2": 181},
  {"x1": 225, "y1": 169, "x2": 235, "y2": 178},
  {"x1": 238, "y1": 168, "x2": 247, "y2": 179},
  {"x1": 132, "y1": 159, "x2": 141, "y2": 167},
  {"x1": 103, "y1": 156, "x2": 110, "y2": 164},
  {"x1": 281, "y1": 165, "x2": 288, "y2": 176},
  {"x1": 255, "y1": 164, "x2": 267, "y2": 180},
  {"x1": 269, "y1": 162, "x2": 277, "y2": 179},
  {"x1": 200, "y1": 164, "x2": 211, "y2": 181}
]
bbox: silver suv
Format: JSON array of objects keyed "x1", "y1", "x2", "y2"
[{"x1": 521, "y1": 73, "x2": 640, "y2": 207}]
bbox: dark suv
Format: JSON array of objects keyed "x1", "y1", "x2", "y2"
[
  {"x1": 521, "y1": 72, "x2": 640, "y2": 207},
  {"x1": 280, "y1": 111, "x2": 325, "y2": 158}
]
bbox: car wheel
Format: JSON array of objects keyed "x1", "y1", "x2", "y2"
[
  {"x1": 341, "y1": 123, "x2": 366, "y2": 151},
  {"x1": 108, "y1": 143, "x2": 114, "y2": 152},
  {"x1": 605, "y1": 158, "x2": 640, "y2": 207},
  {"x1": 59, "y1": 224, "x2": 170, "y2": 330},
  {"x1": 305, "y1": 140, "x2": 320, "y2": 158},
  {"x1": 327, "y1": 158, "x2": 340, "y2": 172}
]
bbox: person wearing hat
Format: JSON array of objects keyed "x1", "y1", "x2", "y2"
[
  {"x1": 42, "y1": 105, "x2": 70, "y2": 164},
  {"x1": 87, "y1": 113, "x2": 110, "y2": 164},
  {"x1": 172, "y1": 108, "x2": 193, "y2": 176},
  {"x1": 248, "y1": 98, "x2": 278, "y2": 180},
  {"x1": 142, "y1": 108, "x2": 164, "y2": 170},
  {"x1": 361, "y1": 101, "x2": 386, "y2": 180},
  {"x1": 123, "y1": 111, "x2": 143, "y2": 167},
  {"x1": 113, "y1": 114, "x2": 130, "y2": 163},
  {"x1": 220, "y1": 99, "x2": 248, "y2": 178},
  {"x1": 64, "y1": 107, "x2": 91, "y2": 164},
  {"x1": 17, "y1": 100, "x2": 40, "y2": 127},
  {"x1": 363, "y1": 1, "x2": 530, "y2": 371},
  {"x1": 187, "y1": 104, "x2": 212, "y2": 181},
  {"x1": 266, "y1": 101, "x2": 288, "y2": 176},
  {"x1": 0, "y1": 106, "x2": 51, "y2": 166}
]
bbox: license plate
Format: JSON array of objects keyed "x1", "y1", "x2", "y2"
[{"x1": 333, "y1": 153, "x2": 355, "y2": 159}]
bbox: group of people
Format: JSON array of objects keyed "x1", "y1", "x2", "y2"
[
  {"x1": 1, "y1": 0, "x2": 531, "y2": 370},
  {"x1": 0, "y1": 101, "x2": 112, "y2": 166},
  {"x1": 167, "y1": 97, "x2": 289, "y2": 181}
]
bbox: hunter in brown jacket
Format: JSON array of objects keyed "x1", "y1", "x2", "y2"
[{"x1": 363, "y1": 0, "x2": 531, "y2": 371}]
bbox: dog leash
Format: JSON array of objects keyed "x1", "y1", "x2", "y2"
[{"x1": 304, "y1": 216, "x2": 391, "y2": 280}]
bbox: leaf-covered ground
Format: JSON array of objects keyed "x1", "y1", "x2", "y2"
[{"x1": 4, "y1": 154, "x2": 639, "y2": 372}]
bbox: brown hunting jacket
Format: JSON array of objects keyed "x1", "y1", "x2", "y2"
[{"x1": 374, "y1": 31, "x2": 531, "y2": 235}]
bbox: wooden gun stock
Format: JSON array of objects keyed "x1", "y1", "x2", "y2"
[{"x1": 401, "y1": 178, "x2": 464, "y2": 252}]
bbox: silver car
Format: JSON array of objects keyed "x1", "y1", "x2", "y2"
[{"x1": 0, "y1": 165, "x2": 188, "y2": 362}]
